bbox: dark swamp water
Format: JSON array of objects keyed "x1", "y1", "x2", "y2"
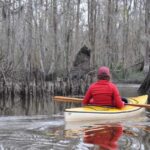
[{"x1": 0, "y1": 84, "x2": 149, "y2": 150}]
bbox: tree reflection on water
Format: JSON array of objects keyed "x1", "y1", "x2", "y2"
[
  {"x1": 0, "y1": 114, "x2": 149, "y2": 149},
  {"x1": 0, "y1": 84, "x2": 149, "y2": 149}
]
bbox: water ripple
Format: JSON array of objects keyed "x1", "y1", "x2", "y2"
[{"x1": 0, "y1": 115, "x2": 149, "y2": 149}]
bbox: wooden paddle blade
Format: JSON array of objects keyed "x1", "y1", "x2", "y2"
[
  {"x1": 125, "y1": 103, "x2": 150, "y2": 109},
  {"x1": 53, "y1": 96, "x2": 83, "y2": 103}
]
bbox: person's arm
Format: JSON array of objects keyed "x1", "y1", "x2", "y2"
[
  {"x1": 82, "y1": 86, "x2": 92, "y2": 105},
  {"x1": 112, "y1": 84, "x2": 124, "y2": 108}
]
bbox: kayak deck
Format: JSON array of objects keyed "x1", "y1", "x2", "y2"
[{"x1": 65, "y1": 95, "x2": 148, "y2": 122}]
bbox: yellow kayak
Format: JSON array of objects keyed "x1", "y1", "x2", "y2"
[{"x1": 65, "y1": 95, "x2": 148, "y2": 122}]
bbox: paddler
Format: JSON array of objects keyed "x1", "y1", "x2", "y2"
[{"x1": 82, "y1": 66, "x2": 125, "y2": 108}]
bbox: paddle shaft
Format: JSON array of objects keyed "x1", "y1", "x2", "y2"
[
  {"x1": 53, "y1": 96, "x2": 150, "y2": 108},
  {"x1": 53, "y1": 96, "x2": 82, "y2": 103},
  {"x1": 125, "y1": 103, "x2": 150, "y2": 109}
]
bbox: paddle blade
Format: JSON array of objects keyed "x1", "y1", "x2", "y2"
[{"x1": 53, "y1": 96, "x2": 83, "y2": 103}]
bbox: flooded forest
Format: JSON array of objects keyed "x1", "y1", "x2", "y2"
[
  {"x1": 0, "y1": 0, "x2": 149, "y2": 115},
  {"x1": 0, "y1": 1, "x2": 150, "y2": 150}
]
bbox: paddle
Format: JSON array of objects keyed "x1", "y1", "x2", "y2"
[
  {"x1": 124, "y1": 103, "x2": 150, "y2": 109},
  {"x1": 53, "y1": 96, "x2": 150, "y2": 109},
  {"x1": 53, "y1": 96, "x2": 82, "y2": 103}
]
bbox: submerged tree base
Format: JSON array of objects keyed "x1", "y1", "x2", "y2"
[{"x1": 138, "y1": 67, "x2": 150, "y2": 103}]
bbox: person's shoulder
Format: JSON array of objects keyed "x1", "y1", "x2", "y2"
[
  {"x1": 89, "y1": 82, "x2": 97, "y2": 87},
  {"x1": 91, "y1": 82, "x2": 97, "y2": 86},
  {"x1": 109, "y1": 81, "x2": 118, "y2": 88},
  {"x1": 86, "y1": 83, "x2": 95, "y2": 91}
]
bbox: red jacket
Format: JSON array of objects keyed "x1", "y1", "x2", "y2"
[{"x1": 82, "y1": 80, "x2": 124, "y2": 108}]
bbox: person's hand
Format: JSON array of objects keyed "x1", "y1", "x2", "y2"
[{"x1": 121, "y1": 97, "x2": 128, "y2": 104}]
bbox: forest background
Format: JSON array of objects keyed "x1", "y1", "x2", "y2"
[{"x1": 0, "y1": 0, "x2": 149, "y2": 104}]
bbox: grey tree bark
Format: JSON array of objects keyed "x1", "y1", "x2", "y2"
[
  {"x1": 88, "y1": 0, "x2": 97, "y2": 68},
  {"x1": 138, "y1": 0, "x2": 150, "y2": 103}
]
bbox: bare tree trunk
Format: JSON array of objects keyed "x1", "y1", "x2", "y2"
[
  {"x1": 88, "y1": 0, "x2": 97, "y2": 68},
  {"x1": 24, "y1": 0, "x2": 33, "y2": 72},
  {"x1": 105, "y1": 0, "x2": 119, "y2": 68},
  {"x1": 122, "y1": 0, "x2": 131, "y2": 77},
  {"x1": 138, "y1": 0, "x2": 150, "y2": 103},
  {"x1": 106, "y1": 0, "x2": 112, "y2": 66},
  {"x1": 4, "y1": 0, "x2": 11, "y2": 64},
  {"x1": 63, "y1": 0, "x2": 72, "y2": 75},
  {"x1": 11, "y1": 0, "x2": 15, "y2": 67},
  {"x1": 53, "y1": 0, "x2": 58, "y2": 73},
  {"x1": 74, "y1": 0, "x2": 80, "y2": 56},
  {"x1": 144, "y1": 0, "x2": 150, "y2": 70},
  {"x1": 38, "y1": 14, "x2": 45, "y2": 73}
]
